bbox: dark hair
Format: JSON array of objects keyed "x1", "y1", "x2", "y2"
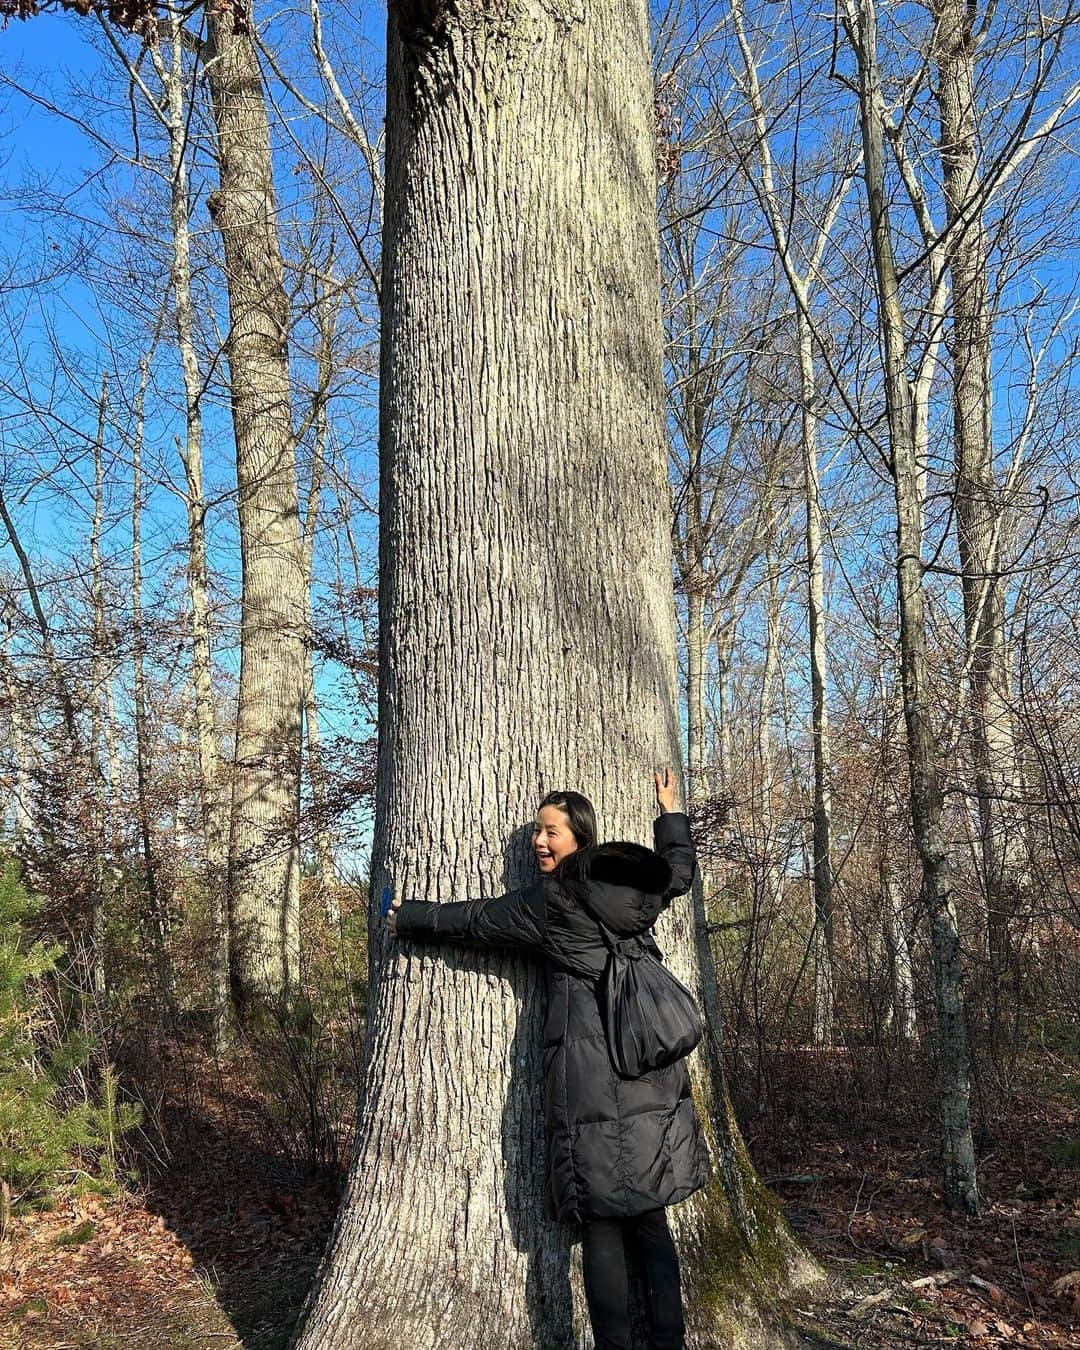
[
  {"x1": 536, "y1": 789, "x2": 597, "y2": 849},
  {"x1": 536, "y1": 790, "x2": 597, "y2": 891}
]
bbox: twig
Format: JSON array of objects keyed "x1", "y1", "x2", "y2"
[{"x1": 1012, "y1": 1215, "x2": 1036, "y2": 1320}]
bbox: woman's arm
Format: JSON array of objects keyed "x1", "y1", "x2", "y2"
[
  {"x1": 653, "y1": 766, "x2": 697, "y2": 901},
  {"x1": 389, "y1": 880, "x2": 547, "y2": 952}
]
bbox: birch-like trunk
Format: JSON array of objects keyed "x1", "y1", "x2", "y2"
[
  {"x1": 728, "y1": 0, "x2": 841, "y2": 1046},
  {"x1": 848, "y1": 0, "x2": 979, "y2": 1214},
  {"x1": 932, "y1": 0, "x2": 1024, "y2": 968},
  {"x1": 877, "y1": 669, "x2": 918, "y2": 1043},
  {"x1": 155, "y1": 23, "x2": 232, "y2": 1044},
  {"x1": 204, "y1": 5, "x2": 305, "y2": 1007},
  {"x1": 296, "y1": 4, "x2": 819, "y2": 1345},
  {"x1": 1, "y1": 609, "x2": 31, "y2": 840},
  {"x1": 880, "y1": 855, "x2": 918, "y2": 1043}
]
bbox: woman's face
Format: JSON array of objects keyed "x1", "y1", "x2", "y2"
[{"x1": 532, "y1": 804, "x2": 579, "y2": 873}]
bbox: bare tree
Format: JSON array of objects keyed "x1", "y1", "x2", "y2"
[
  {"x1": 842, "y1": 0, "x2": 980, "y2": 1214},
  {"x1": 296, "y1": 2, "x2": 820, "y2": 1345},
  {"x1": 727, "y1": 0, "x2": 867, "y2": 1044},
  {"x1": 202, "y1": 2, "x2": 307, "y2": 1008}
]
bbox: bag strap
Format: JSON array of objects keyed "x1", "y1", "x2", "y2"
[{"x1": 573, "y1": 884, "x2": 645, "y2": 959}]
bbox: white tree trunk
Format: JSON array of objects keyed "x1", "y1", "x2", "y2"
[
  {"x1": 1, "y1": 611, "x2": 31, "y2": 840},
  {"x1": 296, "y1": 4, "x2": 818, "y2": 1346},
  {"x1": 879, "y1": 854, "x2": 918, "y2": 1044},
  {"x1": 153, "y1": 22, "x2": 232, "y2": 1043}
]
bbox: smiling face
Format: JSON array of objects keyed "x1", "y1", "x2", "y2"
[{"x1": 532, "y1": 804, "x2": 580, "y2": 874}]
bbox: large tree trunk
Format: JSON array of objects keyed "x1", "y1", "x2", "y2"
[
  {"x1": 204, "y1": 4, "x2": 306, "y2": 1008},
  {"x1": 932, "y1": 0, "x2": 1024, "y2": 969},
  {"x1": 847, "y1": 0, "x2": 979, "y2": 1214},
  {"x1": 296, "y1": 4, "x2": 819, "y2": 1347}
]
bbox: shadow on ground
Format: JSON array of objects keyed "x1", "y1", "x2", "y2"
[{"x1": 142, "y1": 1096, "x2": 344, "y2": 1350}]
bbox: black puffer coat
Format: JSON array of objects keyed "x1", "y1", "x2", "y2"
[{"x1": 394, "y1": 811, "x2": 712, "y2": 1223}]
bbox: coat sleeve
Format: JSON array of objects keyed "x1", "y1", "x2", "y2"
[
  {"x1": 653, "y1": 811, "x2": 697, "y2": 905},
  {"x1": 394, "y1": 879, "x2": 547, "y2": 953}
]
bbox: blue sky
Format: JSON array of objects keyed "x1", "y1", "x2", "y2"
[{"x1": 1, "y1": 6, "x2": 386, "y2": 867}]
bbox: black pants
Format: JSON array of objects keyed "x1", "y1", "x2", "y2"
[{"x1": 580, "y1": 1207, "x2": 685, "y2": 1350}]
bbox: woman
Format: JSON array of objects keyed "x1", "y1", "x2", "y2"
[{"x1": 387, "y1": 767, "x2": 711, "y2": 1350}]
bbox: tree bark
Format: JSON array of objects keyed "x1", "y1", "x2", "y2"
[
  {"x1": 90, "y1": 373, "x2": 110, "y2": 998},
  {"x1": 880, "y1": 854, "x2": 918, "y2": 1044},
  {"x1": 846, "y1": 0, "x2": 979, "y2": 1214},
  {"x1": 203, "y1": 3, "x2": 306, "y2": 1008},
  {"x1": 932, "y1": 0, "x2": 1025, "y2": 969},
  {"x1": 1, "y1": 608, "x2": 32, "y2": 841},
  {"x1": 296, "y1": 3, "x2": 819, "y2": 1345},
  {"x1": 131, "y1": 361, "x2": 176, "y2": 1019},
  {"x1": 728, "y1": 0, "x2": 842, "y2": 1045},
  {"x1": 876, "y1": 667, "x2": 918, "y2": 1043},
  {"x1": 799, "y1": 307, "x2": 836, "y2": 1048},
  {"x1": 156, "y1": 20, "x2": 232, "y2": 1046},
  {"x1": 757, "y1": 555, "x2": 787, "y2": 933}
]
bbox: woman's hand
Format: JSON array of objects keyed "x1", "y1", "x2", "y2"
[
  {"x1": 384, "y1": 888, "x2": 404, "y2": 938},
  {"x1": 654, "y1": 765, "x2": 679, "y2": 814}
]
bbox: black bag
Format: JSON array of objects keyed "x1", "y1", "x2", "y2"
[{"x1": 580, "y1": 896, "x2": 704, "y2": 1079}]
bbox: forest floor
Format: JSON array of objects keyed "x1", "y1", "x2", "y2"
[{"x1": 0, "y1": 1045, "x2": 1077, "y2": 1349}]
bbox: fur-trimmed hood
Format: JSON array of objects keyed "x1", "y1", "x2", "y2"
[{"x1": 561, "y1": 840, "x2": 674, "y2": 937}]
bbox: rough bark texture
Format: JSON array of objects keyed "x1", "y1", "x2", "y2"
[
  {"x1": 204, "y1": 5, "x2": 306, "y2": 1006},
  {"x1": 932, "y1": 0, "x2": 1024, "y2": 967},
  {"x1": 295, "y1": 1, "x2": 819, "y2": 1345},
  {"x1": 848, "y1": 0, "x2": 979, "y2": 1214}
]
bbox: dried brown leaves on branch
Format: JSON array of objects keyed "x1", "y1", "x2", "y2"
[{"x1": 0, "y1": 0, "x2": 249, "y2": 38}]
